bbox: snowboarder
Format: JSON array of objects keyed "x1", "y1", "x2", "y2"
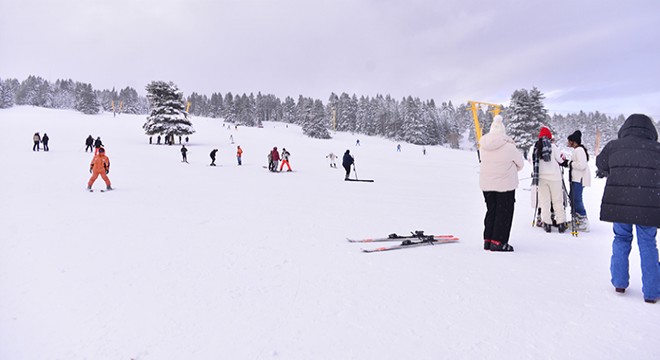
[
  {"x1": 236, "y1": 145, "x2": 243, "y2": 165},
  {"x1": 342, "y1": 150, "x2": 354, "y2": 180},
  {"x1": 209, "y1": 149, "x2": 218, "y2": 166},
  {"x1": 87, "y1": 147, "x2": 111, "y2": 190},
  {"x1": 564, "y1": 130, "x2": 591, "y2": 231},
  {"x1": 326, "y1": 152, "x2": 337, "y2": 168},
  {"x1": 479, "y1": 115, "x2": 524, "y2": 252},
  {"x1": 32, "y1": 132, "x2": 41, "y2": 151},
  {"x1": 280, "y1": 148, "x2": 292, "y2": 172},
  {"x1": 41, "y1": 133, "x2": 49, "y2": 151},
  {"x1": 181, "y1": 145, "x2": 188, "y2": 163},
  {"x1": 94, "y1": 137, "x2": 103, "y2": 154},
  {"x1": 270, "y1": 147, "x2": 280, "y2": 172},
  {"x1": 528, "y1": 127, "x2": 567, "y2": 233},
  {"x1": 596, "y1": 114, "x2": 660, "y2": 304},
  {"x1": 85, "y1": 135, "x2": 94, "y2": 152}
]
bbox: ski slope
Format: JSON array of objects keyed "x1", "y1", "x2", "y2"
[{"x1": 0, "y1": 106, "x2": 658, "y2": 359}]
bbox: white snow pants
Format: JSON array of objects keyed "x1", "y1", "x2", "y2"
[{"x1": 538, "y1": 178, "x2": 566, "y2": 225}]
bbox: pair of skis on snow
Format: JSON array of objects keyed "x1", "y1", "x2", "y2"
[{"x1": 348, "y1": 231, "x2": 459, "y2": 253}]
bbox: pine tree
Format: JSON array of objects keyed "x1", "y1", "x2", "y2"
[
  {"x1": 119, "y1": 87, "x2": 141, "y2": 114},
  {"x1": 143, "y1": 81, "x2": 194, "y2": 137},
  {"x1": 506, "y1": 87, "x2": 548, "y2": 152},
  {"x1": 0, "y1": 78, "x2": 16, "y2": 108},
  {"x1": 74, "y1": 83, "x2": 100, "y2": 114},
  {"x1": 302, "y1": 99, "x2": 331, "y2": 139}
]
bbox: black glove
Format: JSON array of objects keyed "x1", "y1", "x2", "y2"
[
  {"x1": 89, "y1": 167, "x2": 92, "y2": 173},
  {"x1": 106, "y1": 169, "x2": 109, "y2": 175},
  {"x1": 560, "y1": 160, "x2": 569, "y2": 168},
  {"x1": 596, "y1": 170, "x2": 608, "y2": 179}
]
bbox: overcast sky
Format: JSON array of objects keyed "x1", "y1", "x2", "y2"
[{"x1": 2, "y1": 0, "x2": 659, "y2": 118}]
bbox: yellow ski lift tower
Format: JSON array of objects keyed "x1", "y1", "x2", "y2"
[{"x1": 468, "y1": 100, "x2": 503, "y2": 144}]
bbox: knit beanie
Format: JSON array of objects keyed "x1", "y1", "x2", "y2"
[
  {"x1": 567, "y1": 130, "x2": 582, "y2": 145},
  {"x1": 489, "y1": 115, "x2": 505, "y2": 135},
  {"x1": 538, "y1": 127, "x2": 552, "y2": 139}
]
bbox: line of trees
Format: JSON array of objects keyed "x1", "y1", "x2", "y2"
[{"x1": 2, "y1": 75, "x2": 650, "y2": 153}]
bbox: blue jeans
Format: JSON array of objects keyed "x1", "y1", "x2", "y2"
[
  {"x1": 570, "y1": 181, "x2": 586, "y2": 216},
  {"x1": 610, "y1": 223, "x2": 660, "y2": 300}
]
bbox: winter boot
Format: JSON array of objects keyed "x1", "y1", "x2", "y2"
[
  {"x1": 484, "y1": 240, "x2": 491, "y2": 250},
  {"x1": 106, "y1": 186, "x2": 113, "y2": 191},
  {"x1": 543, "y1": 223, "x2": 552, "y2": 233},
  {"x1": 558, "y1": 223, "x2": 568, "y2": 233},
  {"x1": 489, "y1": 240, "x2": 514, "y2": 252},
  {"x1": 645, "y1": 298, "x2": 657, "y2": 304},
  {"x1": 576, "y1": 215, "x2": 590, "y2": 232},
  {"x1": 87, "y1": 185, "x2": 91, "y2": 190},
  {"x1": 615, "y1": 288, "x2": 626, "y2": 293}
]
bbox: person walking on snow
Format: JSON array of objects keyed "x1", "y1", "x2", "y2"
[
  {"x1": 342, "y1": 150, "x2": 354, "y2": 180},
  {"x1": 479, "y1": 115, "x2": 524, "y2": 252},
  {"x1": 396, "y1": 144, "x2": 401, "y2": 152},
  {"x1": 528, "y1": 127, "x2": 567, "y2": 233},
  {"x1": 236, "y1": 145, "x2": 243, "y2": 165},
  {"x1": 94, "y1": 137, "x2": 103, "y2": 154},
  {"x1": 87, "y1": 147, "x2": 112, "y2": 190},
  {"x1": 41, "y1": 133, "x2": 49, "y2": 151},
  {"x1": 596, "y1": 114, "x2": 660, "y2": 304},
  {"x1": 326, "y1": 152, "x2": 337, "y2": 168},
  {"x1": 32, "y1": 132, "x2": 41, "y2": 151},
  {"x1": 270, "y1": 147, "x2": 280, "y2": 172},
  {"x1": 210, "y1": 149, "x2": 218, "y2": 166},
  {"x1": 181, "y1": 145, "x2": 188, "y2": 163},
  {"x1": 279, "y1": 148, "x2": 292, "y2": 171},
  {"x1": 85, "y1": 135, "x2": 94, "y2": 152},
  {"x1": 563, "y1": 130, "x2": 591, "y2": 231}
]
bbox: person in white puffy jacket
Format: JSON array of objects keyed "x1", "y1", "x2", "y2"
[
  {"x1": 479, "y1": 115, "x2": 525, "y2": 252},
  {"x1": 528, "y1": 127, "x2": 567, "y2": 233},
  {"x1": 565, "y1": 130, "x2": 591, "y2": 231}
]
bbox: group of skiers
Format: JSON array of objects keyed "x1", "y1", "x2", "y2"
[
  {"x1": 478, "y1": 113, "x2": 659, "y2": 304},
  {"x1": 267, "y1": 147, "x2": 292, "y2": 172},
  {"x1": 85, "y1": 135, "x2": 104, "y2": 153},
  {"x1": 32, "y1": 132, "x2": 50, "y2": 151},
  {"x1": 149, "y1": 134, "x2": 189, "y2": 145}
]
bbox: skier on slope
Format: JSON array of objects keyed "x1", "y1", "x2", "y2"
[
  {"x1": 210, "y1": 149, "x2": 218, "y2": 166},
  {"x1": 326, "y1": 152, "x2": 337, "y2": 168},
  {"x1": 85, "y1": 135, "x2": 94, "y2": 152},
  {"x1": 87, "y1": 147, "x2": 112, "y2": 190},
  {"x1": 342, "y1": 150, "x2": 354, "y2": 180},
  {"x1": 32, "y1": 132, "x2": 41, "y2": 151},
  {"x1": 528, "y1": 127, "x2": 567, "y2": 233},
  {"x1": 479, "y1": 115, "x2": 524, "y2": 252},
  {"x1": 41, "y1": 133, "x2": 50, "y2": 151},
  {"x1": 94, "y1": 137, "x2": 104, "y2": 154},
  {"x1": 279, "y1": 148, "x2": 292, "y2": 172},
  {"x1": 270, "y1": 147, "x2": 280, "y2": 172},
  {"x1": 562, "y1": 130, "x2": 591, "y2": 231},
  {"x1": 596, "y1": 114, "x2": 660, "y2": 304},
  {"x1": 181, "y1": 145, "x2": 188, "y2": 163}
]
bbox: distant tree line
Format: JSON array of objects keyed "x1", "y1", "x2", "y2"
[{"x1": 2, "y1": 75, "x2": 653, "y2": 152}]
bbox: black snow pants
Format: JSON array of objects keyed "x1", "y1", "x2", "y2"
[{"x1": 483, "y1": 190, "x2": 516, "y2": 244}]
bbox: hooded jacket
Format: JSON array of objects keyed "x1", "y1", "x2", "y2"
[
  {"x1": 596, "y1": 114, "x2": 660, "y2": 227},
  {"x1": 479, "y1": 130, "x2": 524, "y2": 192}
]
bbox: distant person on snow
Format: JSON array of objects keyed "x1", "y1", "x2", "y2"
[
  {"x1": 87, "y1": 147, "x2": 112, "y2": 190},
  {"x1": 479, "y1": 115, "x2": 524, "y2": 252},
  {"x1": 210, "y1": 149, "x2": 218, "y2": 166},
  {"x1": 236, "y1": 145, "x2": 243, "y2": 165},
  {"x1": 157, "y1": 135, "x2": 161, "y2": 145},
  {"x1": 356, "y1": 139, "x2": 360, "y2": 146},
  {"x1": 342, "y1": 150, "x2": 354, "y2": 180},
  {"x1": 326, "y1": 152, "x2": 337, "y2": 168},
  {"x1": 33, "y1": 132, "x2": 41, "y2": 151},
  {"x1": 41, "y1": 133, "x2": 49, "y2": 151},
  {"x1": 181, "y1": 145, "x2": 188, "y2": 163},
  {"x1": 270, "y1": 147, "x2": 280, "y2": 172},
  {"x1": 279, "y1": 148, "x2": 292, "y2": 172},
  {"x1": 596, "y1": 114, "x2": 660, "y2": 304},
  {"x1": 397, "y1": 144, "x2": 401, "y2": 152},
  {"x1": 94, "y1": 137, "x2": 103, "y2": 154},
  {"x1": 85, "y1": 135, "x2": 94, "y2": 152},
  {"x1": 267, "y1": 152, "x2": 273, "y2": 171}
]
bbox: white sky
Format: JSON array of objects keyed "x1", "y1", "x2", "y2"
[{"x1": 1, "y1": 0, "x2": 659, "y2": 118}]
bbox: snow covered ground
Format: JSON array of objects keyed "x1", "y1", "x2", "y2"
[{"x1": 0, "y1": 106, "x2": 658, "y2": 359}]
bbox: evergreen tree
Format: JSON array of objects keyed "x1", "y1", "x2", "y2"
[
  {"x1": 119, "y1": 86, "x2": 141, "y2": 114},
  {"x1": 303, "y1": 99, "x2": 331, "y2": 139},
  {"x1": 0, "y1": 78, "x2": 16, "y2": 108},
  {"x1": 143, "y1": 81, "x2": 194, "y2": 137},
  {"x1": 74, "y1": 83, "x2": 100, "y2": 114},
  {"x1": 282, "y1": 96, "x2": 296, "y2": 123},
  {"x1": 53, "y1": 79, "x2": 76, "y2": 109},
  {"x1": 506, "y1": 87, "x2": 548, "y2": 152},
  {"x1": 223, "y1": 92, "x2": 235, "y2": 123}
]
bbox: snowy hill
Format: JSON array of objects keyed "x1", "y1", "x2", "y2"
[{"x1": 0, "y1": 106, "x2": 658, "y2": 359}]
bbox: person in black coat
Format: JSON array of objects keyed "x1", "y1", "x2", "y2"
[
  {"x1": 342, "y1": 150, "x2": 354, "y2": 180},
  {"x1": 209, "y1": 149, "x2": 218, "y2": 166},
  {"x1": 181, "y1": 145, "x2": 188, "y2": 163},
  {"x1": 93, "y1": 137, "x2": 103, "y2": 154},
  {"x1": 42, "y1": 133, "x2": 49, "y2": 151},
  {"x1": 85, "y1": 135, "x2": 94, "y2": 152},
  {"x1": 596, "y1": 113, "x2": 660, "y2": 303}
]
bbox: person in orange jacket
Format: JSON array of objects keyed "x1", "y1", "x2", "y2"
[
  {"x1": 87, "y1": 147, "x2": 112, "y2": 190},
  {"x1": 236, "y1": 145, "x2": 243, "y2": 165}
]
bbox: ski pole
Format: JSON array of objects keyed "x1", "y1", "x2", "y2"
[{"x1": 353, "y1": 164, "x2": 358, "y2": 180}]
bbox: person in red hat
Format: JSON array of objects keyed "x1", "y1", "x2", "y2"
[
  {"x1": 528, "y1": 126, "x2": 567, "y2": 233},
  {"x1": 87, "y1": 147, "x2": 112, "y2": 190}
]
